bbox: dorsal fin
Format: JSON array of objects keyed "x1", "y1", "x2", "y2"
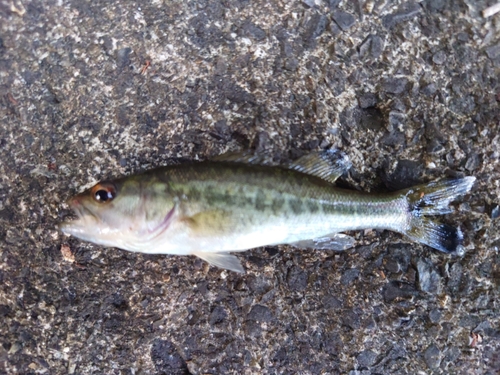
[
  {"x1": 211, "y1": 151, "x2": 272, "y2": 165},
  {"x1": 286, "y1": 149, "x2": 351, "y2": 184},
  {"x1": 212, "y1": 149, "x2": 351, "y2": 184}
]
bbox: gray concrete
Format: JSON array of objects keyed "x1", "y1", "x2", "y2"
[{"x1": 0, "y1": 0, "x2": 499, "y2": 374}]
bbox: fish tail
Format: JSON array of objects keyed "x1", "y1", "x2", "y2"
[{"x1": 402, "y1": 177, "x2": 475, "y2": 255}]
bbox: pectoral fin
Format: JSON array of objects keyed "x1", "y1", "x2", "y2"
[
  {"x1": 194, "y1": 252, "x2": 245, "y2": 273},
  {"x1": 289, "y1": 233, "x2": 355, "y2": 251}
]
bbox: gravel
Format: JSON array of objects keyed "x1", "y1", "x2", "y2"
[{"x1": 0, "y1": 0, "x2": 499, "y2": 374}]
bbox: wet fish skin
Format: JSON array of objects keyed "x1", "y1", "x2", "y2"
[{"x1": 60, "y1": 151, "x2": 475, "y2": 273}]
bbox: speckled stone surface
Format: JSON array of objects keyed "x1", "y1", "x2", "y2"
[{"x1": 0, "y1": 0, "x2": 499, "y2": 374}]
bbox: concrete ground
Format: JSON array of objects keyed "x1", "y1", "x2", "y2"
[{"x1": 0, "y1": 0, "x2": 499, "y2": 374}]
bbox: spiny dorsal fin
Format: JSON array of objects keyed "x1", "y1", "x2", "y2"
[
  {"x1": 286, "y1": 149, "x2": 351, "y2": 184},
  {"x1": 212, "y1": 149, "x2": 351, "y2": 184},
  {"x1": 211, "y1": 151, "x2": 273, "y2": 165}
]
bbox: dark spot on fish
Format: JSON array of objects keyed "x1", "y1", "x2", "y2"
[
  {"x1": 322, "y1": 202, "x2": 338, "y2": 214},
  {"x1": 223, "y1": 189, "x2": 235, "y2": 205},
  {"x1": 235, "y1": 186, "x2": 253, "y2": 207},
  {"x1": 255, "y1": 189, "x2": 267, "y2": 211},
  {"x1": 272, "y1": 197, "x2": 285, "y2": 212},
  {"x1": 204, "y1": 184, "x2": 215, "y2": 197},
  {"x1": 188, "y1": 188, "x2": 201, "y2": 201},
  {"x1": 307, "y1": 200, "x2": 319, "y2": 213},
  {"x1": 289, "y1": 198, "x2": 304, "y2": 214},
  {"x1": 205, "y1": 185, "x2": 230, "y2": 205},
  {"x1": 237, "y1": 194, "x2": 252, "y2": 207}
]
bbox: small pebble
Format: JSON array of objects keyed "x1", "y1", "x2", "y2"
[
  {"x1": 332, "y1": 11, "x2": 356, "y2": 31},
  {"x1": 424, "y1": 344, "x2": 441, "y2": 369},
  {"x1": 432, "y1": 50, "x2": 446, "y2": 65}
]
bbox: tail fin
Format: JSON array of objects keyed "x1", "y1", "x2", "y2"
[{"x1": 402, "y1": 177, "x2": 475, "y2": 255}]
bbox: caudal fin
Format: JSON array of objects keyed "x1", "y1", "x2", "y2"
[{"x1": 403, "y1": 177, "x2": 475, "y2": 255}]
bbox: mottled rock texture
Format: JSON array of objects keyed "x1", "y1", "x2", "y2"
[{"x1": 0, "y1": 0, "x2": 499, "y2": 374}]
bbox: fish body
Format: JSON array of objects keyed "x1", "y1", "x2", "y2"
[{"x1": 60, "y1": 151, "x2": 475, "y2": 272}]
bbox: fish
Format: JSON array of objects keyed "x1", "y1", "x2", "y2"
[{"x1": 59, "y1": 150, "x2": 476, "y2": 273}]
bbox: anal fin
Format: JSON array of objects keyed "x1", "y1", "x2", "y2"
[
  {"x1": 193, "y1": 252, "x2": 245, "y2": 273},
  {"x1": 289, "y1": 233, "x2": 355, "y2": 251}
]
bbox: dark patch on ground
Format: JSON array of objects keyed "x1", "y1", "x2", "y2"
[{"x1": 151, "y1": 339, "x2": 190, "y2": 375}]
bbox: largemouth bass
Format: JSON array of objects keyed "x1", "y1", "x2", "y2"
[{"x1": 60, "y1": 150, "x2": 475, "y2": 272}]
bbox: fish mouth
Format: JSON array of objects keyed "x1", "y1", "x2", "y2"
[{"x1": 59, "y1": 199, "x2": 99, "y2": 236}]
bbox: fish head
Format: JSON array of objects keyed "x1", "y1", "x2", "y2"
[{"x1": 59, "y1": 178, "x2": 173, "y2": 249}]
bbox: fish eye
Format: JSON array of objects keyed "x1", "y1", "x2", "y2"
[{"x1": 91, "y1": 183, "x2": 116, "y2": 203}]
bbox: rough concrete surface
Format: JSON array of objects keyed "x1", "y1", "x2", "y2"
[{"x1": 0, "y1": 0, "x2": 499, "y2": 374}]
